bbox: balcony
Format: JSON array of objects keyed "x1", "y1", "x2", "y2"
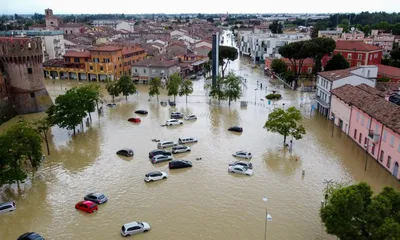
[
  {"x1": 368, "y1": 130, "x2": 380, "y2": 143},
  {"x1": 315, "y1": 95, "x2": 330, "y2": 108}
]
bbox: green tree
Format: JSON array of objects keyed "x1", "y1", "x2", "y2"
[
  {"x1": 179, "y1": 79, "x2": 194, "y2": 103},
  {"x1": 310, "y1": 38, "x2": 336, "y2": 73},
  {"x1": 320, "y1": 182, "x2": 400, "y2": 240},
  {"x1": 106, "y1": 81, "x2": 121, "y2": 103},
  {"x1": 362, "y1": 25, "x2": 371, "y2": 36},
  {"x1": 149, "y1": 77, "x2": 161, "y2": 102},
  {"x1": 117, "y1": 75, "x2": 136, "y2": 101},
  {"x1": 208, "y1": 46, "x2": 238, "y2": 78},
  {"x1": 271, "y1": 59, "x2": 287, "y2": 74},
  {"x1": 209, "y1": 77, "x2": 225, "y2": 104},
  {"x1": 223, "y1": 72, "x2": 242, "y2": 105},
  {"x1": 76, "y1": 85, "x2": 98, "y2": 121},
  {"x1": 377, "y1": 77, "x2": 391, "y2": 82},
  {"x1": 279, "y1": 41, "x2": 310, "y2": 88},
  {"x1": 264, "y1": 107, "x2": 306, "y2": 145},
  {"x1": 390, "y1": 48, "x2": 400, "y2": 61},
  {"x1": 269, "y1": 20, "x2": 283, "y2": 34},
  {"x1": 167, "y1": 73, "x2": 181, "y2": 102},
  {"x1": 47, "y1": 88, "x2": 87, "y2": 135},
  {"x1": 325, "y1": 54, "x2": 350, "y2": 71},
  {"x1": 32, "y1": 118, "x2": 53, "y2": 155}
]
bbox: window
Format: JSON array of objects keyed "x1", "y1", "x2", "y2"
[
  {"x1": 27, "y1": 68, "x2": 33, "y2": 74},
  {"x1": 398, "y1": 144, "x2": 400, "y2": 153},
  {"x1": 144, "y1": 69, "x2": 146, "y2": 73},
  {"x1": 375, "y1": 124, "x2": 379, "y2": 133},
  {"x1": 387, "y1": 156, "x2": 391, "y2": 168},
  {"x1": 364, "y1": 137, "x2": 368, "y2": 147},
  {"x1": 308, "y1": 67, "x2": 312, "y2": 74},
  {"x1": 100, "y1": 66, "x2": 103, "y2": 71},
  {"x1": 30, "y1": 92, "x2": 35, "y2": 98},
  {"x1": 367, "y1": 119, "x2": 371, "y2": 129},
  {"x1": 358, "y1": 54, "x2": 362, "y2": 60},
  {"x1": 50, "y1": 21, "x2": 53, "y2": 24},
  {"x1": 370, "y1": 55, "x2": 372, "y2": 60},
  {"x1": 354, "y1": 129, "x2": 357, "y2": 139},
  {"x1": 371, "y1": 144, "x2": 375, "y2": 155},
  {"x1": 374, "y1": 53, "x2": 378, "y2": 58},
  {"x1": 383, "y1": 130, "x2": 387, "y2": 142},
  {"x1": 361, "y1": 116, "x2": 364, "y2": 126},
  {"x1": 90, "y1": 66, "x2": 93, "y2": 70},
  {"x1": 357, "y1": 62, "x2": 361, "y2": 66},
  {"x1": 390, "y1": 135, "x2": 395, "y2": 146},
  {"x1": 380, "y1": 150, "x2": 384, "y2": 162},
  {"x1": 359, "y1": 133, "x2": 362, "y2": 144},
  {"x1": 356, "y1": 112, "x2": 360, "y2": 121},
  {"x1": 347, "y1": 53, "x2": 352, "y2": 60},
  {"x1": 135, "y1": 68, "x2": 138, "y2": 73},
  {"x1": 70, "y1": 30, "x2": 72, "y2": 34},
  {"x1": 74, "y1": 57, "x2": 79, "y2": 63}
]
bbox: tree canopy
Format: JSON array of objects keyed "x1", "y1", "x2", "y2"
[
  {"x1": 209, "y1": 76, "x2": 226, "y2": 103},
  {"x1": 149, "y1": 77, "x2": 162, "y2": 102},
  {"x1": 321, "y1": 182, "x2": 400, "y2": 240},
  {"x1": 106, "y1": 81, "x2": 120, "y2": 103},
  {"x1": 208, "y1": 46, "x2": 238, "y2": 78},
  {"x1": 167, "y1": 73, "x2": 181, "y2": 102},
  {"x1": 325, "y1": 54, "x2": 350, "y2": 71},
  {"x1": 118, "y1": 76, "x2": 136, "y2": 101},
  {"x1": 179, "y1": 79, "x2": 194, "y2": 103},
  {"x1": 269, "y1": 20, "x2": 283, "y2": 34},
  {"x1": 223, "y1": 72, "x2": 242, "y2": 105},
  {"x1": 264, "y1": 107, "x2": 306, "y2": 145},
  {"x1": 271, "y1": 59, "x2": 287, "y2": 74}
]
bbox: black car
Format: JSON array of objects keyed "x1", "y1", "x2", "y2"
[
  {"x1": 17, "y1": 232, "x2": 45, "y2": 240},
  {"x1": 169, "y1": 160, "x2": 192, "y2": 169},
  {"x1": 148, "y1": 149, "x2": 172, "y2": 158},
  {"x1": 168, "y1": 100, "x2": 176, "y2": 106},
  {"x1": 116, "y1": 148, "x2": 134, "y2": 157},
  {"x1": 135, "y1": 110, "x2": 148, "y2": 114},
  {"x1": 84, "y1": 192, "x2": 108, "y2": 204},
  {"x1": 228, "y1": 126, "x2": 243, "y2": 133}
]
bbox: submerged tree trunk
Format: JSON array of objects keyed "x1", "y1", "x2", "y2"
[
  {"x1": 186, "y1": 95, "x2": 188, "y2": 103},
  {"x1": 157, "y1": 95, "x2": 159, "y2": 102},
  {"x1": 283, "y1": 134, "x2": 287, "y2": 145},
  {"x1": 73, "y1": 128, "x2": 76, "y2": 135},
  {"x1": 112, "y1": 96, "x2": 115, "y2": 103},
  {"x1": 125, "y1": 95, "x2": 128, "y2": 101},
  {"x1": 45, "y1": 137, "x2": 50, "y2": 155},
  {"x1": 174, "y1": 95, "x2": 176, "y2": 102},
  {"x1": 88, "y1": 112, "x2": 92, "y2": 122},
  {"x1": 96, "y1": 100, "x2": 99, "y2": 110}
]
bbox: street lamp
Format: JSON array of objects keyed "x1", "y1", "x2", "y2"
[
  {"x1": 331, "y1": 116, "x2": 335, "y2": 138},
  {"x1": 254, "y1": 88, "x2": 258, "y2": 103},
  {"x1": 323, "y1": 179, "x2": 333, "y2": 207},
  {"x1": 364, "y1": 139, "x2": 374, "y2": 171},
  {"x1": 262, "y1": 197, "x2": 272, "y2": 240}
]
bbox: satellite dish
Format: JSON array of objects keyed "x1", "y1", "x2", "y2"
[{"x1": 351, "y1": 27, "x2": 355, "y2": 32}]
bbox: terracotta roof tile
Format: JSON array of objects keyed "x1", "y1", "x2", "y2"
[
  {"x1": 331, "y1": 84, "x2": 400, "y2": 135},
  {"x1": 335, "y1": 40, "x2": 382, "y2": 52},
  {"x1": 90, "y1": 46, "x2": 122, "y2": 52},
  {"x1": 63, "y1": 51, "x2": 91, "y2": 58},
  {"x1": 377, "y1": 64, "x2": 400, "y2": 78},
  {"x1": 318, "y1": 68, "x2": 354, "y2": 81}
]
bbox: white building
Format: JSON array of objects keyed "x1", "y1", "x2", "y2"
[
  {"x1": 316, "y1": 65, "x2": 377, "y2": 117},
  {"x1": 116, "y1": 20, "x2": 135, "y2": 32},
  {"x1": 0, "y1": 30, "x2": 65, "y2": 62},
  {"x1": 239, "y1": 32, "x2": 310, "y2": 63}
]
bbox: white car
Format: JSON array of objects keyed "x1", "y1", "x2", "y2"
[
  {"x1": 232, "y1": 151, "x2": 252, "y2": 159},
  {"x1": 178, "y1": 137, "x2": 198, "y2": 144},
  {"x1": 121, "y1": 221, "x2": 151, "y2": 237},
  {"x1": 228, "y1": 165, "x2": 253, "y2": 176},
  {"x1": 172, "y1": 145, "x2": 191, "y2": 154},
  {"x1": 144, "y1": 171, "x2": 167, "y2": 182},
  {"x1": 165, "y1": 119, "x2": 183, "y2": 126},
  {"x1": 229, "y1": 161, "x2": 253, "y2": 169},
  {"x1": 184, "y1": 114, "x2": 197, "y2": 120},
  {"x1": 0, "y1": 201, "x2": 16, "y2": 215},
  {"x1": 157, "y1": 141, "x2": 177, "y2": 149},
  {"x1": 151, "y1": 154, "x2": 173, "y2": 164}
]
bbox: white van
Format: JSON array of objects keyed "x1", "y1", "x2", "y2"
[
  {"x1": 178, "y1": 137, "x2": 198, "y2": 144},
  {"x1": 157, "y1": 141, "x2": 177, "y2": 149},
  {"x1": 0, "y1": 201, "x2": 16, "y2": 215}
]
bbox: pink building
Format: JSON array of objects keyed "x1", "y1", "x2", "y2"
[{"x1": 331, "y1": 84, "x2": 400, "y2": 179}]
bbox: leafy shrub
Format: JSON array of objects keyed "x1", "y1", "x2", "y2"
[{"x1": 266, "y1": 93, "x2": 282, "y2": 100}]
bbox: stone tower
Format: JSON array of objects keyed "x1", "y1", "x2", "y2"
[
  {"x1": 45, "y1": 8, "x2": 61, "y2": 28},
  {"x1": 0, "y1": 37, "x2": 53, "y2": 114}
]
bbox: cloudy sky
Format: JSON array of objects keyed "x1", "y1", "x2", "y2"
[{"x1": 2, "y1": 0, "x2": 399, "y2": 14}]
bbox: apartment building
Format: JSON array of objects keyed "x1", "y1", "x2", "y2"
[{"x1": 334, "y1": 40, "x2": 383, "y2": 67}]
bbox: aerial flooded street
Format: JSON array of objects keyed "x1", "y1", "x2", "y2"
[{"x1": 0, "y1": 32, "x2": 399, "y2": 240}]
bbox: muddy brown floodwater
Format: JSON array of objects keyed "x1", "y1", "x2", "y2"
[{"x1": 1, "y1": 33, "x2": 399, "y2": 240}]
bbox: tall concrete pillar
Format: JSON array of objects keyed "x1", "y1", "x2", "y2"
[{"x1": 211, "y1": 32, "x2": 220, "y2": 88}]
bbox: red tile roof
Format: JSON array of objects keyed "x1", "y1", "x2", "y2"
[
  {"x1": 318, "y1": 66, "x2": 360, "y2": 82},
  {"x1": 90, "y1": 46, "x2": 122, "y2": 52},
  {"x1": 122, "y1": 46, "x2": 145, "y2": 55},
  {"x1": 331, "y1": 84, "x2": 400, "y2": 135},
  {"x1": 60, "y1": 23, "x2": 84, "y2": 28},
  {"x1": 63, "y1": 51, "x2": 91, "y2": 58},
  {"x1": 377, "y1": 64, "x2": 400, "y2": 78},
  {"x1": 335, "y1": 40, "x2": 382, "y2": 52}
]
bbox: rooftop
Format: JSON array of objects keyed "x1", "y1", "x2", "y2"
[
  {"x1": 63, "y1": 51, "x2": 91, "y2": 58},
  {"x1": 331, "y1": 84, "x2": 400, "y2": 135},
  {"x1": 376, "y1": 64, "x2": 400, "y2": 78},
  {"x1": 0, "y1": 30, "x2": 64, "y2": 36},
  {"x1": 90, "y1": 46, "x2": 122, "y2": 52},
  {"x1": 335, "y1": 40, "x2": 382, "y2": 52},
  {"x1": 132, "y1": 58, "x2": 177, "y2": 68}
]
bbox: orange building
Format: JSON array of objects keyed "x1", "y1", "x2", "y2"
[{"x1": 43, "y1": 45, "x2": 146, "y2": 81}]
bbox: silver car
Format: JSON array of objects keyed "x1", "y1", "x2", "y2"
[
  {"x1": 0, "y1": 201, "x2": 16, "y2": 215},
  {"x1": 232, "y1": 151, "x2": 252, "y2": 159},
  {"x1": 172, "y1": 145, "x2": 191, "y2": 154},
  {"x1": 151, "y1": 154, "x2": 173, "y2": 164},
  {"x1": 121, "y1": 221, "x2": 151, "y2": 237},
  {"x1": 229, "y1": 161, "x2": 253, "y2": 169},
  {"x1": 228, "y1": 165, "x2": 253, "y2": 176}
]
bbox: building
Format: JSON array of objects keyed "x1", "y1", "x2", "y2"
[
  {"x1": 316, "y1": 65, "x2": 377, "y2": 117},
  {"x1": 330, "y1": 84, "x2": 400, "y2": 180},
  {"x1": 334, "y1": 40, "x2": 383, "y2": 67},
  {"x1": 0, "y1": 37, "x2": 52, "y2": 116},
  {"x1": 264, "y1": 57, "x2": 314, "y2": 75},
  {"x1": 132, "y1": 58, "x2": 180, "y2": 83},
  {"x1": 318, "y1": 30, "x2": 343, "y2": 39},
  {"x1": 376, "y1": 64, "x2": 400, "y2": 82},
  {"x1": 43, "y1": 45, "x2": 146, "y2": 81},
  {"x1": 30, "y1": 9, "x2": 84, "y2": 35},
  {"x1": 341, "y1": 31, "x2": 365, "y2": 40},
  {"x1": 0, "y1": 30, "x2": 66, "y2": 62},
  {"x1": 116, "y1": 21, "x2": 135, "y2": 32}
]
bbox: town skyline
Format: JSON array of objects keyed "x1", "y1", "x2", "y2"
[{"x1": 2, "y1": 0, "x2": 400, "y2": 14}]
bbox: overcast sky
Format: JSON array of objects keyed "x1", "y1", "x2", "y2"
[{"x1": 2, "y1": 0, "x2": 399, "y2": 14}]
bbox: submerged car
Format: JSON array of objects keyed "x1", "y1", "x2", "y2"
[
  {"x1": 17, "y1": 232, "x2": 45, "y2": 240},
  {"x1": 228, "y1": 126, "x2": 243, "y2": 133},
  {"x1": 169, "y1": 160, "x2": 192, "y2": 169},
  {"x1": 178, "y1": 137, "x2": 198, "y2": 144},
  {"x1": 228, "y1": 165, "x2": 253, "y2": 176},
  {"x1": 144, "y1": 171, "x2": 168, "y2": 182},
  {"x1": 232, "y1": 151, "x2": 252, "y2": 159},
  {"x1": 165, "y1": 119, "x2": 183, "y2": 126},
  {"x1": 172, "y1": 145, "x2": 191, "y2": 154},
  {"x1": 116, "y1": 148, "x2": 134, "y2": 157},
  {"x1": 84, "y1": 193, "x2": 108, "y2": 204},
  {"x1": 128, "y1": 117, "x2": 141, "y2": 123},
  {"x1": 148, "y1": 149, "x2": 172, "y2": 158},
  {"x1": 157, "y1": 141, "x2": 177, "y2": 149},
  {"x1": 121, "y1": 222, "x2": 151, "y2": 237},
  {"x1": 169, "y1": 101, "x2": 176, "y2": 106},
  {"x1": 151, "y1": 154, "x2": 173, "y2": 164},
  {"x1": 229, "y1": 161, "x2": 253, "y2": 169},
  {"x1": 0, "y1": 201, "x2": 16, "y2": 215},
  {"x1": 171, "y1": 112, "x2": 184, "y2": 119},
  {"x1": 184, "y1": 114, "x2": 197, "y2": 120},
  {"x1": 75, "y1": 201, "x2": 98, "y2": 213},
  {"x1": 134, "y1": 110, "x2": 148, "y2": 114}
]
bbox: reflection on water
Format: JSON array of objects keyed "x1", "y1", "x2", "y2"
[{"x1": 1, "y1": 49, "x2": 399, "y2": 239}]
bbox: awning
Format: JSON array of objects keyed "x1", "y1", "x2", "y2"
[{"x1": 191, "y1": 59, "x2": 208, "y2": 66}]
